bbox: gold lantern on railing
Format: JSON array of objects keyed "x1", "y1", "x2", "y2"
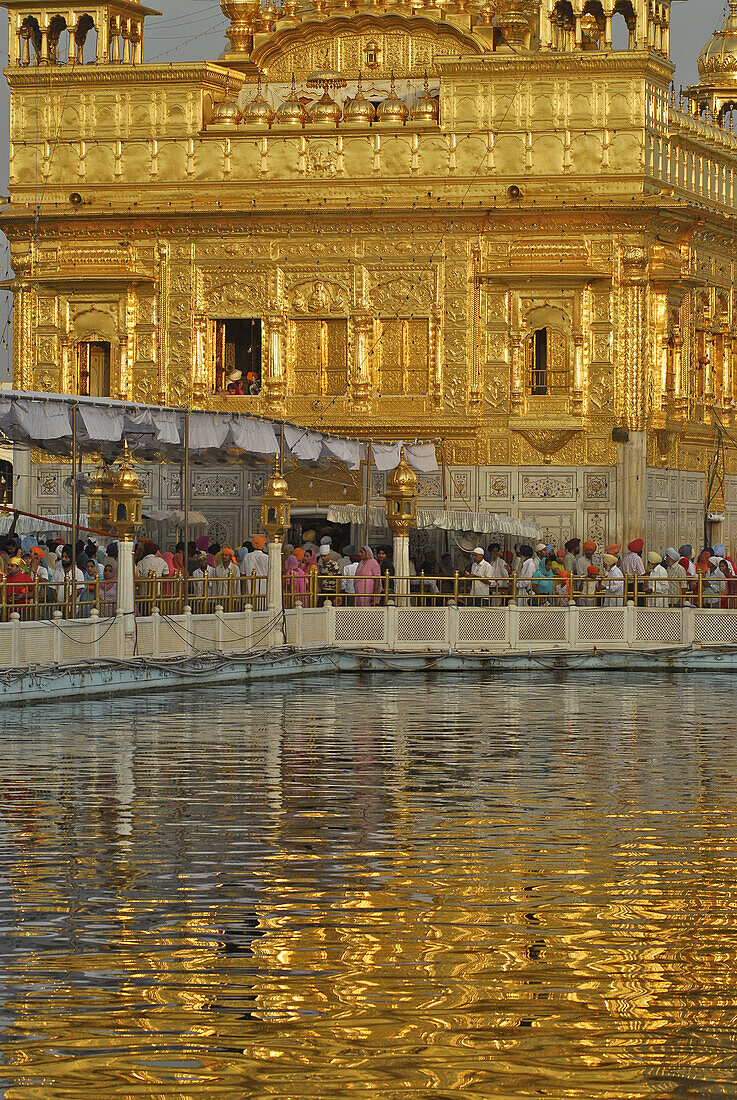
[
  {"x1": 260, "y1": 457, "x2": 294, "y2": 542},
  {"x1": 96, "y1": 442, "x2": 144, "y2": 541},
  {"x1": 384, "y1": 453, "x2": 418, "y2": 535},
  {"x1": 86, "y1": 461, "x2": 116, "y2": 531}
]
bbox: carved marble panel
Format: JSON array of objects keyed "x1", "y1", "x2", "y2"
[
  {"x1": 520, "y1": 474, "x2": 575, "y2": 500},
  {"x1": 585, "y1": 473, "x2": 609, "y2": 501},
  {"x1": 38, "y1": 472, "x2": 60, "y2": 497},
  {"x1": 483, "y1": 472, "x2": 510, "y2": 500},
  {"x1": 193, "y1": 473, "x2": 242, "y2": 498}
]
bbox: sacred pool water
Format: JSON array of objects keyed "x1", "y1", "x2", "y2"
[{"x1": 1, "y1": 673, "x2": 736, "y2": 1098}]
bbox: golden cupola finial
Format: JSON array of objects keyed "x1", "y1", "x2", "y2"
[
  {"x1": 213, "y1": 74, "x2": 242, "y2": 125},
  {"x1": 306, "y1": 60, "x2": 346, "y2": 125},
  {"x1": 410, "y1": 71, "x2": 439, "y2": 122},
  {"x1": 275, "y1": 73, "x2": 308, "y2": 126},
  {"x1": 343, "y1": 72, "x2": 376, "y2": 125},
  {"x1": 698, "y1": 2, "x2": 737, "y2": 80},
  {"x1": 242, "y1": 71, "x2": 275, "y2": 126},
  {"x1": 377, "y1": 71, "x2": 409, "y2": 124}
]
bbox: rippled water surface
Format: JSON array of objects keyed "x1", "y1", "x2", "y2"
[{"x1": 2, "y1": 673, "x2": 737, "y2": 1098}]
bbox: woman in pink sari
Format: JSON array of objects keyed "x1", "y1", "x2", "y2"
[
  {"x1": 285, "y1": 547, "x2": 307, "y2": 607},
  {"x1": 354, "y1": 545, "x2": 382, "y2": 606}
]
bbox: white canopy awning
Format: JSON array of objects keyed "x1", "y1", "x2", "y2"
[
  {"x1": 326, "y1": 505, "x2": 542, "y2": 540},
  {"x1": 0, "y1": 391, "x2": 439, "y2": 474}
]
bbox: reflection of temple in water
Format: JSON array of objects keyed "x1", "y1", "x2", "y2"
[{"x1": 2, "y1": 679, "x2": 737, "y2": 1092}]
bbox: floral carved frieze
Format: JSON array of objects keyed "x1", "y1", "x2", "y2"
[
  {"x1": 521, "y1": 474, "x2": 575, "y2": 500},
  {"x1": 193, "y1": 474, "x2": 241, "y2": 498}
]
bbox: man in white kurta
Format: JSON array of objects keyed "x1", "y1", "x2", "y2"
[
  {"x1": 602, "y1": 553, "x2": 624, "y2": 606},
  {"x1": 467, "y1": 547, "x2": 495, "y2": 605},
  {"x1": 244, "y1": 535, "x2": 269, "y2": 608}
]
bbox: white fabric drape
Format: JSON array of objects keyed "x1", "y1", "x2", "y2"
[
  {"x1": 372, "y1": 443, "x2": 402, "y2": 471},
  {"x1": 326, "y1": 504, "x2": 542, "y2": 540},
  {"x1": 14, "y1": 398, "x2": 70, "y2": 440},
  {"x1": 79, "y1": 405, "x2": 125, "y2": 441},
  {"x1": 284, "y1": 424, "x2": 323, "y2": 462},
  {"x1": 231, "y1": 417, "x2": 279, "y2": 455}
]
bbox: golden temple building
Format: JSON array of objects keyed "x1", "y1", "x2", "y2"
[{"x1": 2, "y1": 0, "x2": 737, "y2": 551}]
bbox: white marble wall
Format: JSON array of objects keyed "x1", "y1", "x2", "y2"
[{"x1": 646, "y1": 469, "x2": 707, "y2": 553}]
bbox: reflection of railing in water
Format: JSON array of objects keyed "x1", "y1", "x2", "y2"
[{"x1": 283, "y1": 571, "x2": 732, "y2": 610}]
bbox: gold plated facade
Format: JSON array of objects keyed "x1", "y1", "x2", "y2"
[{"x1": 2, "y1": 0, "x2": 737, "y2": 547}]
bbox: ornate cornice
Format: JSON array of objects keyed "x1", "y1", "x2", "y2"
[{"x1": 4, "y1": 61, "x2": 240, "y2": 90}]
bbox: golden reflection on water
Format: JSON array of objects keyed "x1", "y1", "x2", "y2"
[{"x1": 1, "y1": 674, "x2": 737, "y2": 1098}]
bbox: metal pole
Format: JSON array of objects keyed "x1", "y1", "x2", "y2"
[
  {"x1": 71, "y1": 404, "x2": 77, "y2": 573},
  {"x1": 184, "y1": 409, "x2": 190, "y2": 572}
]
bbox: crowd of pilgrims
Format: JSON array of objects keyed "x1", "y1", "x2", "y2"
[{"x1": 1, "y1": 521, "x2": 737, "y2": 612}]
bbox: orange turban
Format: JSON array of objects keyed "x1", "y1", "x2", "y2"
[
  {"x1": 583, "y1": 541, "x2": 596, "y2": 554},
  {"x1": 222, "y1": 546, "x2": 235, "y2": 559},
  {"x1": 605, "y1": 543, "x2": 621, "y2": 555},
  {"x1": 294, "y1": 547, "x2": 305, "y2": 561},
  {"x1": 587, "y1": 565, "x2": 599, "y2": 576},
  {"x1": 251, "y1": 535, "x2": 266, "y2": 550}
]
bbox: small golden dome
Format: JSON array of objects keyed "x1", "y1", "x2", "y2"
[
  {"x1": 309, "y1": 89, "x2": 342, "y2": 125},
  {"x1": 213, "y1": 98, "x2": 241, "y2": 126},
  {"x1": 387, "y1": 455, "x2": 419, "y2": 494},
  {"x1": 698, "y1": 2, "x2": 737, "y2": 80},
  {"x1": 242, "y1": 74, "x2": 275, "y2": 126},
  {"x1": 377, "y1": 73, "x2": 409, "y2": 125},
  {"x1": 343, "y1": 74, "x2": 375, "y2": 125},
  {"x1": 276, "y1": 75, "x2": 307, "y2": 126},
  {"x1": 114, "y1": 443, "x2": 143, "y2": 493},
  {"x1": 265, "y1": 469, "x2": 290, "y2": 499},
  {"x1": 410, "y1": 73, "x2": 439, "y2": 123}
]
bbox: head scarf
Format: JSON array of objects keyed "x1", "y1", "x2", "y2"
[
  {"x1": 583, "y1": 541, "x2": 597, "y2": 554},
  {"x1": 251, "y1": 534, "x2": 267, "y2": 550},
  {"x1": 550, "y1": 562, "x2": 562, "y2": 574},
  {"x1": 555, "y1": 548, "x2": 565, "y2": 560},
  {"x1": 196, "y1": 535, "x2": 209, "y2": 552},
  {"x1": 143, "y1": 540, "x2": 158, "y2": 557},
  {"x1": 709, "y1": 556, "x2": 721, "y2": 568},
  {"x1": 665, "y1": 547, "x2": 679, "y2": 561},
  {"x1": 294, "y1": 547, "x2": 305, "y2": 562},
  {"x1": 627, "y1": 539, "x2": 644, "y2": 553},
  {"x1": 679, "y1": 557, "x2": 691, "y2": 570},
  {"x1": 172, "y1": 552, "x2": 184, "y2": 573},
  {"x1": 714, "y1": 543, "x2": 726, "y2": 558},
  {"x1": 361, "y1": 545, "x2": 375, "y2": 560},
  {"x1": 163, "y1": 552, "x2": 175, "y2": 575},
  {"x1": 535, "y1": 542, "x2": 547, "y2": 553},
  {"x1": 519, "y1": 544, "x2": 533, "y2": 557}
]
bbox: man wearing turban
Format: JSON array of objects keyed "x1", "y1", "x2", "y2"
[
  {"x1": 575, "y1": 541, "x2": 597, "y2": 587},
  {"x1": 602, "y1": 550, "x2": 624, "y2": 607},
  {"x1": 244, "y1": 534, "x2": 269, "y2": 608},
  {"x1": 621, "y1": 538, "x2": 646, "y2": 603},
  {"x1": 563, "y1": 538, "x2": 580, "y2": 577}
]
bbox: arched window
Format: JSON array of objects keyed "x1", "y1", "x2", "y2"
[
  {"x1": 527, "y1": 327, "x2": 569, "y2": 396},
  {"x1": 77, "y1": 341, "x2": 111, "y2": 397},
  {"x1": 612, "y1": 0, "x2": 636, "y2": 50}
]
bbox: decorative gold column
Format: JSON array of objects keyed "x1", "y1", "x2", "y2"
[
  {"x1": 510, "y1": 333, "x2": 525, "y2": 415},
  {"x1": 192, "y1": 312, "x2": 208, "y2": 402},
  {"x1": 431, "y1": 312, "x2": 443, "y2": 405},
  {"x1": 262, "y1": 312, "x2": 286, "y2": 412},
  {"x1": 616, "y1": 246, "x2": 648, "y2": 547},
  {"x1": 350, "y1": 311, "x2": 373, "y2": 406},
  {"x1": 13, "y1": 283, "x2": 33, "y2": 390},
  {"x1": 156, "y1": 241, "x2": 169, "y2": 405},
  {"x1": 572, "y1": 332, "x2": 584, "y2": 415}
]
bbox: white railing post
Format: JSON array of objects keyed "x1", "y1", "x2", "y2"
[
  {"x1": 567, "y1": 600, "x2": 579, "y2": 648},
  {"x1": 183, "y1": 604, "x2": 195, "y2": 654},
  {"x1": 117, "y1": 537, "x2": 136, "y2": 643},
  {"x1": 151, "y1": 605, "x2": 160, "y2": 658},
  {"x1": 393, "y1": 534, "x2": 410, "y2": 606},
  {"x1": 115, "y1": 609, "x2": 126, "y2": 659},
  {"x1": 385, "y1": 602, "x2": 398, "y2": 651},
  {"x1": 624, "y1": 600, "x2": 636, "y2": 648},
  {"x1": 267, "y1": 539, "x2": 283, "y2": 614},
  {"x1": 292, "y1": 602, "x2": 303, "y2": 648},
  {"x1": 53, "y1": 609, "x2": 64, "y2": 664},
  {"x1": 508, "y1": 601, "x2": 520, "y2": 651},
  {"x1": 90, "y1": 608, "x2": 101, "y2": 659},
  {"x1": 215, "y1": 604, "x2": 225, "y2": 652},
  {"x1": 10, "y1": 612, "x2": 20, "y2": 666},
  {"x1": 243, "y1": 602, "x2": 254, "y2": 650},
  {"x1": 446, "y1": 602, "x2": 459, "y2": 650},
  {"x1": 682, "y1": 603, "x2": 696, "y2": 647},
  {"x1": 325, "y1": 600, "x2": 336, "y2": 646}
]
